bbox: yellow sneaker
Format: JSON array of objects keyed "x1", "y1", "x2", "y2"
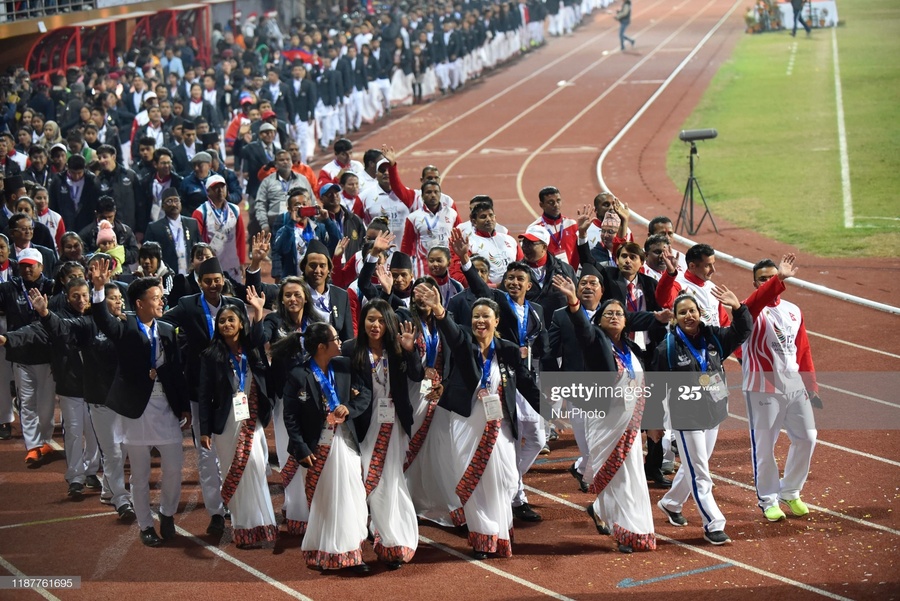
[
  {"x1": 764, "y1": 506, "x2": 786, "y2": 522},
  {"x1": 781, "y1": 497, "x2": 810, "y2": 517}
]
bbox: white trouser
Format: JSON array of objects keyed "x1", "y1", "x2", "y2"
[
  {"x1": 59, "y1": 395, "x2": 100, "y2": 484},
  {"x1": 0, "y1": 349, "x2": 13, "y2": 424},
  {"x1": 745, "y1": 390, "x2": 817, "y2": 509},
  {"x1": 273, "y1": 396, "x2": 289, "y2": 469},
  {"x1": 292, "y1": 119, "x2": 310, "y2": 164},
  {"x1": 570, "y1": 407, "x2": 590, "y2": 475},
  {"x1": 336, "y1": 97, "x2": 348, "y2": 135},
  {"x1": 435, "y1": 63, "x2": 450, "y2": 91},
  {"x1": 124, "y1": 442, "x2": 183, "y2": 530},
  {"x1": 315, "y1": 101, "x2": 335, "y2": 148},
  {"x1": 190, "y1": 400, "x2": 225, "y2": 516},
  {"x1": 376, "y1": 78, "x2": 392, "y2": 111},
  {"x1": 89, "y1": 403, "x2": 131, "y2": 508},
  {"x1": 14, "y1": 363, "x2": 55, "y2": 450},
  {"x1": 349, "y1": 89, "x2": 364, "y2": 130},
  {"x1": 660, "y1": 427, "x2": 726, "y2": 532},
  {"x1": 513, "y1": 417, "x2": 546, "y2": 506}
]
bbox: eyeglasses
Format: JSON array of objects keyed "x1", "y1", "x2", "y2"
[
  {"x1": 602, "y1": 311, "x2": 625, "y2": 318},
  {"x1": 14, "y1": 227, "x2": 34, "y2": 232}
]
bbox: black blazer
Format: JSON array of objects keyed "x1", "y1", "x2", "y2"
[
  {"x1": 143, "y1": 215, "x2": 201, "y2": 274},
  {"x1": 159, "y1": 293, "x2": 249, "y2": 399},
  {"x1": 167, "y1": 271, "x2": 247, "y2": 308},
  {"x1": 91, "y1": 297, "x2": 190, "y2": 419},
  {"x1": 341, "y1": 338, "x2": 424, "y2": 440},
  {"x1": 521, "y1": 253, "x2": 577, "y2": 324},
  {"x1": 49, "y1": 171, "x2": 100, "y2": 234},
  {"x1": 282, "y1": 356, "x2": 372, "y2": 460},
  {"x1": 197, "y1": 346, "x2": 272, "y2": 436},
  {"x1": 446, "y1": 288, "x2": 478, "y2": 332},
  {"x1": 461, "y1": 263, "x2": 549, "y2": 363},
  {"x1": 544, "y1": 305, "x2": 663, "y2": 372},
  {"x1": 434, "y1": 312, "x2": 541, "y2": 440},
  {"x1": 170, "y1": 144, "x2": 196, "y2": 178}
]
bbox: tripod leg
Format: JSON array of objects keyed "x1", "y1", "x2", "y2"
[
  {"x1": 676, "y1": 176, "x2": 694, "y2": 235},
  {"x1": 693, "y1": 179, "x2": 719, "y2": 234}
]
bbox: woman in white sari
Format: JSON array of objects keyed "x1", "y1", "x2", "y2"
[
  {"x1": 416, "y1": 286, "x2": 541, "y2": 559},
  {"x1": 554, "y1": 275, "x2": 662, "y2": 553}
]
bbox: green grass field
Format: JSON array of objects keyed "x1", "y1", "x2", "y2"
[{"x1": 666, "y1": 0, "x2": 900, "y2": 257}]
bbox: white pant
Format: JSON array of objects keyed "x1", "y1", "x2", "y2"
[
  {"x1": 292, "y1": 119, "x2": 311, "y2": 164},
  {"x1": 14, "y1": 363, "x2": 55, "y2": 450},
  {"x1": 315, "y1": 101, "x2": 337, "y2": 149},
  {"x1": 59, "y1": 395, "x2": 100, "y2": 484},
  {"x1": 375, "y1": 78, "x2": 392, "y2": 112},
  {"x1": 513, "y1": 418, "x2": 546, "y2": 506},
  {"x1": 745, "y1": 391, "x2": 817, "y2": 509},
  {"x1": 660, "y1": 427, "x2": 726, "y2": 532},
  {"x1": 124, "y1": 442, "x2": 183, "y2": 530},
  {"x1": 89, "y1": 404, "x2": 131, "y2": 508},
  {"x1": 190, "y1": 400, "x2": 225, "y2": 516},
  {"x1": 570, "y1": 407, "x2": 590, "y2": 475},
  {"x1": 0, "y1": 349, "x2": 13, "y2": 424}
]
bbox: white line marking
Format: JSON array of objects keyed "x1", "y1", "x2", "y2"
[
  {"x1": 710, "y1": 474, "x2": 900, "y2": 537},
  {"x1": 832, "y1": 27, "x2": 853, "y2": 229},
  {"x1": 727, "y1": 412, "x2": 900, "y2": 468},
  {"x1": 524, "y1": 486, "x2": 854, "y2": 601},
  {"x1": 0, "y1": 510, "x2": 113, "y2": 530},
  {"x1": 166, "y1": 519, "x2": 315, "y2": 601},
  {"x1": 786, "y1": 41, "x2": 798, "y2": 75},
  {"x1": 806, "y1": 331, "x2": 900, "y2": 359},
  {"x1": 594, "y1": 6, "x2": 900, "y2": 315},
  {"x1": 818, "y1": 383, "x2": 900, "y2": 409},
  {"x1": 420, "y1": 535, "x2": 576, "y2": 601},
  {"x1": 0, "y1": 555, "x2": 61, "y2": 601}
]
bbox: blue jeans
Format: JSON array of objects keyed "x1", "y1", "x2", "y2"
[
  {"x1": 619, "y1": 19, "x2": 634, "y2": 49},
  {"x1": 792, "y1": 9, "x2": 811, "y2": 35}
]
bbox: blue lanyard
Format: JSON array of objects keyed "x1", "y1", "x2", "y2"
[
  {"x1": 210, "y1": 202, "x2": 229, "y2": 227},
  {"x1": 310, "y1": 360, "x2": 340, "y2": 411},
  {"x1": 137, "y1": 319, "x2": 157, "y2": 369},
  {"x1": 479, "y1": 340, "x2": 496, "y2": 391},
  {"x1": 200, "y1": 296, "x2": 215, "y2": 339},
  {"x1": 505, "y1": 293, "x2": 530, "y2": 347},
  {"x1": 423, "y1": 321, "x2": 438, "y2": 368},
  {"x1": 423, "y1": 207, "x2": 440, "y2": 233},
  {"x1": 610, "y1": 341, "x2": 635, "y2": 380},
  {"x1": 541, "y1": 217, "x2": 564, "y2": 249},
  {"x1": 230, "y1": 351, "x2": 248, "y2": 392},
  {"x1": 675, "y1": 326, "x2": 708, "y2": 372},
  {"x1": 297, "y1": 221, "x2": 316, "y2": 244}
]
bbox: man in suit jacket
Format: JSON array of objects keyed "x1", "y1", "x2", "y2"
[
  {"x1": 137, "y1": 148, "x2": 183, "y2": 233},
  {"x1": 518, "y1": 224, "x2": 578, "y2": 324},
  {"x1": 159, "y1": 256, "x2": 247, "y2": 535},
  {"x1": 170, "y1": 120, "x2": 200, "y2": 177},
  {"x1": 143, "y1": 188, "x2": 201, "y2": 275},
  {"x1": 287, "y1": 62, "x2": 318, "y2": 164},
  {"x1": 49, "y1": 154, "x2": 100, "y2": 234},
  {"x1": 259, "y1": 68, "x2": 293, "y2": 124},
  {"x1": 89, "y1": 270, "x2": 191, "y2": 547}
]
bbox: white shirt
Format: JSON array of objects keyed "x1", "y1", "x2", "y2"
[{"x1": 358, "y1": 185, "x2": 412, "y2": 244}]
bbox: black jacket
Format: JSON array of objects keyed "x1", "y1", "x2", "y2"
[
  {"x1": 78, "y1": 220, "x2": 140, "y2": 267},
  {"x1": 143, "y1": 215, "x2": 201, "y2": 274},
  {"x1": 0, "y1": 276, "x2": 54, "y2": 364},
  {"x1": 95, "y1": 165, "x2": 140, "y2": 230},
  {"x1": 283, "y1": 356, "x2": 372, "y2": 460},
  {"x1": 287, "y1": 77, "x2": 317, "y2": 122},
  {"x1": 342, "y1": 338, "x2": 424, "y2": 441},
  {"x1": 434, "y1": 312, "x2": 541, "y2": 440},
  {"x1": 49, "y1": 171, "x2": 100, "y2": 233},
  {"x1": 91, "y1": 296, "x2": 190, "y2": 419},
  {"x1": 197, "y1": 345, "x2": 272, "y2": 436},
  {"x1": 137, "y1": 172, "x2": 184, "y2": 233},
  {"x1": 648, "y1": 305, "x2": 753, "y2": 431}
]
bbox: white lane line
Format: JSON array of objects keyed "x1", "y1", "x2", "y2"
[
  {"x1": 593, "y1": 9, "x2": 900, "y2": 316},
  {"x1": 166, "y1": 520, "x2": 315, "y2": 601},
  {"x1": 710, "y1": 473, "x2": 900, "y2": 537},
  {"x1": 0, "y1": 555, "x2": 61, "y2": 601},
  {"x1": 726, "y1": 412, "x2": 900, "y2": 468},
  {"x1": 832, "y1": 27, "x2": 853, "y2": 229},
  {"x1": 786, "y1": 41, "x2": 798, "y2": 76},
  {"x1": 0, "y1": 511, "x2": 113, "y2": 530},
  {"x1": 806, "y1": 330, "x2": 900, "y2": 360},
  {"x1": 513, "y1": 0, "x2": 723, "y2": 207},
  {"x1": 419, "y1": 535, "x2": 576, "y2": 601},
  {"x1": 524, "y1": 486, "x2": 854, "y2": 601},
  {"x1": 818, "y1": 383, "x2": 900, "y2": 409}
]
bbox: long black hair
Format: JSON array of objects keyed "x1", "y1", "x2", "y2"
[
  {"x1": 409, "y1": 276, "x2": 440, "y2": 336},
  {"x1": 353, "y1": 298, "x2": 402, "y2": 373},
  {"x1": 202, "y1": 305, "x2": 264, "y2": 368},
  {"x1": 275, "y1": 276, "x2": 322, "y2": 329}
]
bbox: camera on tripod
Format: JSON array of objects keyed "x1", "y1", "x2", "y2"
[{"x1": 675, "y1": 128, "x2": 719, "y2": 236}]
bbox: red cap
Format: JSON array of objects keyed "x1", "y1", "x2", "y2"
[{"x1": 261, "y1": 109, "x2": 277, "y2": 120}]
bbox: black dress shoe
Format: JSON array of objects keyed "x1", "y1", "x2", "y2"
[
  {"x1": 646, "y1": 471, "x2": 672, "y2": 488},
  {"x1": 385, "y1": 561, "x2": 402, "y2": 570},
  {"x1": 116, "y1": 503, "x2": 136, "y2": 522},
  {"x1": 512, "y1": 503, "x2": 542, "y2": 522},
  {"x1": 569, "y1": 462, "x2": 589, "y2": 493},
  {"x1": 586, "y1": 503, "x2": 611, "y2": 536},
  {"x1": 159, "y1": 513, "x2": 176, "y2": 539},
  {"x1": 0, "y1": 423, "x2": 12, "y2": 440},
  {"x1": 472, "y1": 551, "x2": 489, "y2": 560},
  {"x1": 348, "y1": 563, "x2": 371, "y2": 574},
  {"x1": 207, "y1": 514, "x2": 226, "y2": 536},
  {"x1": 141, "y1": 527, "x2": 162, "y2": 547},
  {"x1": 618, "y1": 543, "x2": 633, "y2": 554}
]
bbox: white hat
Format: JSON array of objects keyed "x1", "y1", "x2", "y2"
[
  {"x1": 18, "y1": 248, "x2": 43, "y2": 266},
  {"x1": 205, "y1": 174, "x2": 227, "y2": 190},
  {"x1": 143, "y1": 91, "x2": 158, "y2": 101},
  {"x1": 518, "y1": 224, "x2": 551, "y2": 246}
]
